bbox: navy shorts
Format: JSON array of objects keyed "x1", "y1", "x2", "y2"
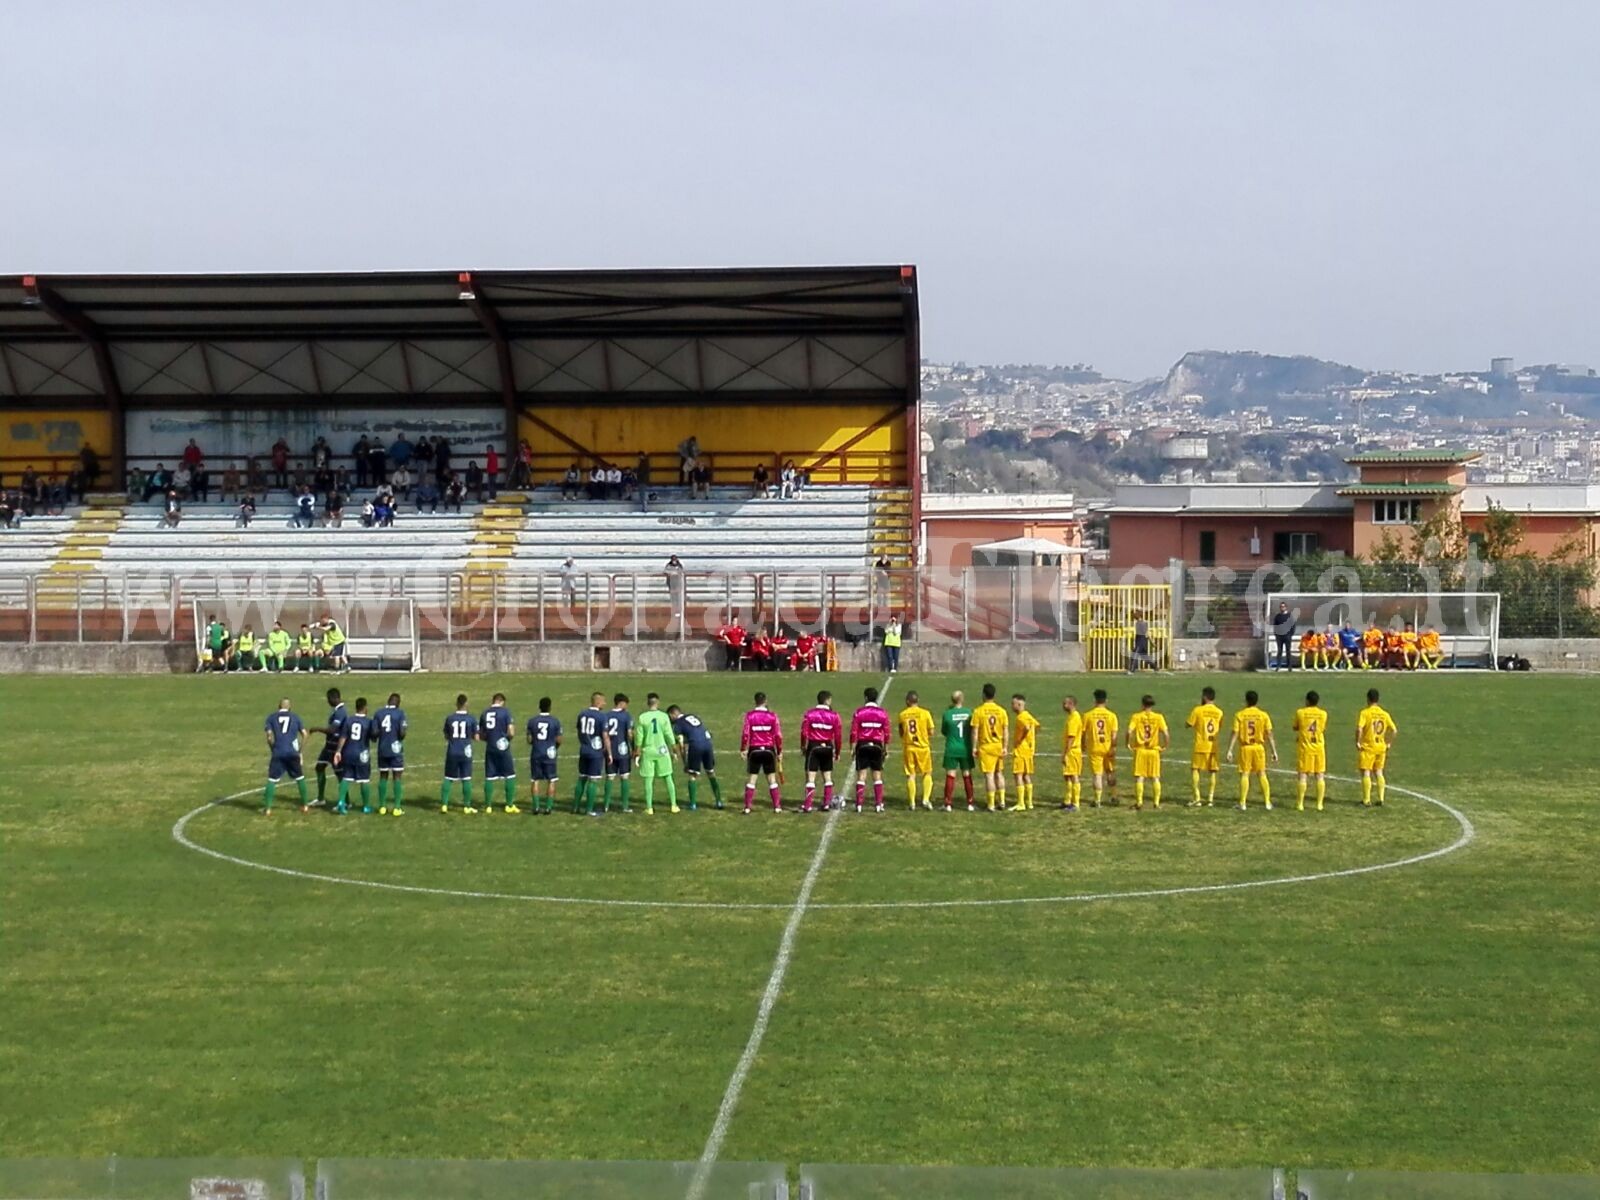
[
  {"x1": 340, "y1": 751, "x2": 372, "y2": 783},
  {"x1": 267, "y1": 753, "x2": 304, "y2": 782},
  {"x1": 684, "y1": 744, "x2": 715, "y2": 773},
  {"x1": 316, "y1": 744, "x2": 338, "y2": 767},
  {"x1": 444, "y1": 748, "x2": 474, "y2": 781},
  {"x1": 530, "y1": 751, "x2": 559, "y2": 781},
  {"x1": 578, "y1": 751, "x2": 606, "y2": 779},
  {"x1": 607, "y1": 753, "x2": 632, "y2": 777},
  {"x1": 378, "y1": 753, "x2": 405, "y2": 773},
  {"x1": 485, "y1": 746, "x2": 516, "y2": 781}
]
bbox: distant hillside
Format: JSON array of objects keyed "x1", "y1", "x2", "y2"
[{"x1": 1135, "y1": 350, "x2": 1366, "y2": 414}]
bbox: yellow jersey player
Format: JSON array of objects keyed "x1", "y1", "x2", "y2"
[
  {"x1": 1356, "y1": 687, "x2": 1398, "y2": 807},
  {"x1": 1060, "y1": 695, "x2": 1085, "y2": 811},
  {"x1": 1009, "y1": 694, "x2": 1040, "y2": 811},
  {"x1": 896, "y1": 692, "x2": 936, "y2": 811},
  {"x1": 1226, "y1": 689, "x2": 1278, "y2": 810},
  {"x1": 1125, "y1": 694, "x2": 1169, "y2": 810},
  {"x1": 1292, "y1": 690, "x2": 1329, "y2": 811},
  {"x1": 971, "y1": 683, "x2": 1010, "y2": 812},
  {"x1": 1185, "y1": 686, "x2": 1224, "y2": 807},
  {"x1": 1083, "y1": 689, "x2": 1119, "y2": 807},
  {"x1": 1418, "y1": 625, "x2": 1443, "y2": 669}
]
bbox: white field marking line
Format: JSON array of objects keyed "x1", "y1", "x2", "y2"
[
  {"x1": 682, "y1": 672, "x2": 895, "y2": 1200},
  {"x1": 173, "y1": 769, "x2": 1474, "y2": 912}
]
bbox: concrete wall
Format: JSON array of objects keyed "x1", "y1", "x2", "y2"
[{"x1": 0, "y1": 643, "x2": 192, "y2": 673}]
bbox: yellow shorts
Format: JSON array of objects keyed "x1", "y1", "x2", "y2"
[
  {"x1": 1297, "y1": 747, "x2": 1326, "y2": 775},
  {"x1": 976, "y1": 747, "x2": 1005, "y2": 774},
  {"x1": 1011, "y1": 753, "x2": 1035, "y2": 777},
  {"x1": 1358, "y1": 748, "x2": 1388, "y2": 773},
  {"x1": 1237, "y1": 745, "x2": 1267, "y2": 774},
  {"x1": 1062, "y1": 750, "x2": 1083, "y2": 778},
  {"x1": 903, "y1": 749, "x2": 932, "y2": 777},
  {"x1": 1133, "y1": 749, "x2": 1162, "y2": 779},
  {"x1": 1191, "y1": 748, "x2": 1219, "y2": 773},
  {"x1": 1088, "y1": 751, "x2": 1112, "y2": 776}
]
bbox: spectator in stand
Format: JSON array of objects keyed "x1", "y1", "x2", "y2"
[
  {"x1": 751, "y1": 462, "x2": 771, "y2": 499},
  {"x1": 313, "y1": 464, "x2": 333, "y2": 499},
  {"x1": 562, "y1": 463, "x2": 582, "y2": 501},
  {"x1": 45, "y1": 475, "x2": 67, "y2": 514},
  {"x1": 0, "y1": 492, "x2": 16, "y2": 529},
  {"x1": 245, "y1": 455, "x2": 266, "y2": 494},
  {"x1": 162, "y1": 488, "x2": 183, "y2": 528},
  {"x1": 236, "y1": 494, "x2": 257, "y2": 528},
  {"x1": 588, "y1": 464, "x2": 606, "y2": 500},
  {"x1": 20, "y1": 465, "x2": 37, "y2": 498},
  {"x1": 181, "y1": 438, "x2": 203, "y2": 470},
  {"x1": 605, "y1": 463, "x2": 623, "y2": 499},
  {"x1": 325, "y1": 486, "x2": 345, "y2": 528},
  {"x1": 390, "y1": 463, "x2": 412, "y2": 499},
  {"x1": 221, "y1": 464, "x2": 240, "y2": 501},
  {"x1": 270, "y1": 438, "x2": 291, "y2": 490},
  {"x1": 621, "y1": 464, "x2": 638, "y2": 501},
  {"x1": 433, "y1": 435, "x2": 452, "y2": 479},
  {"x1": 389, "y1": 432, "x2": 413, "y2": 473},
  {"x1": 665, "y1": 554, "x2": 686, "y2": 623},
  {"x1": 353, "y1": 435, "x2": 371, "y2": 487},
  {"x1": 360, "y1": 497, "x2": 377, "y2": 527},
  {"x1": 78, "y1": 443, "x2": 101, "y2": 496},
  {"x1": 465, "y1": 460, "x2": 485, "y2": 501},
  {"x1": 691, "y1": 460, "x2": 712, "y2": 500},
  {"x1": 780, "y1": 459, "x2": 800, "y2": 500},
  {"x1": 415, "y1": 477, "x2": 440, "y2": 513},
  {"x1": 512, "y1": 439, "x2": 533, "y2": 489},
  {"x1": 444, "y1": 475, "x2": 465, "y2": 513},
  {"x1": 484, "y1": 445, "x2": 500, "y2": 499},
  {"x1": 559, "y1": 556, "x2": 578, "y2": 604},
  {"x1": 635, "y1": 451, "x2": 651, "y2": 493},
  {"x1": 172, "y1": 463, "x2": 193, "y2": 500},
  {"x1": 126, "y1": 466, "x2": 147, "y2": 504},
  {"x1": 311, "y1": 436, "x2": 331, "y2": 470},
  {"x1": 66, "y1": 465, "x2": 85, "y2": 504},
  {"x1": 293, "y1": 486, "x2": 317, "y2": 528},
  {"x1": 366, "y1": 440, "x2": 388, "y2": 490},
  {"x1": 373, "y1": 490, "x2": 395, "y2": 527},
  {"x1": 414, "y1": 435, "x2": 434, "y2": 480},
  {"x1": 143, "y1": 463, "x2": 170, "y2": 502},
  {"x1": 192, "y1": 461, "x2": 210, "y2": 502},
  {"x1": 677, "y1": 435, "x2": 700, "y2": 484}
]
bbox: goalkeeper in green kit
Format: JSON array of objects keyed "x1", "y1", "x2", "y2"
[{"x1": 634, "y1": 692, "x2": 680, "y2": 814}]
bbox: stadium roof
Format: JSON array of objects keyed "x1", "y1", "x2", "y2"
[
  {"x1": 1344, "y1": 449, "x2": 1481, "y2": 465},
  {"x1": 0, "y1": 267, "x2": 919, "y2": 406}
]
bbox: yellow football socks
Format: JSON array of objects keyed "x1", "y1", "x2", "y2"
[
  {"x1": 1191, "y1": 769, "x2": 1202, "y2": 804},
  {"x1": 1134, "y1": 780, "x2": 1144, "y2": 808},
  {"x1": 1375, "y1": 772, "x2": 1386, "y2": 805},
  {"x1": 1316, "y1": 778, "x2": 1326, "y2": 810},
  {"x1": 1239, "y1": 777, "x2": 1250, "y2": 808},
  {"x1": 1261, "y1": 776, "x2": 1272, "y2": 809},
  {"x1": 1297, "y1": 779, "x2": 1307, "y2": 810},
  {"x1": 1152, "y1": 780, "x2": 1161, "y2": 807},
  {"x1": 922, "y1": 775, "x2": 934, "y2": 806},
  {"x1": 1362, "y1": 775, "x2": 1372, "y2": 805}
]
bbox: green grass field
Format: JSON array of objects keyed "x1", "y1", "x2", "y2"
[{"x1": 1, "y1": 669, "x2": 1596, "y2": 1178}]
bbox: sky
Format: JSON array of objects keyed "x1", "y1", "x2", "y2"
[{"x1": 5, "y1": 1, "x2": 1598, "y2": 379}]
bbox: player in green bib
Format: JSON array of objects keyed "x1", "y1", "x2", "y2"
[
  {"x1": 633, "y1": 693, "x2": 679, "y2": 814},
  {"x1": 939, "y1": 690, "x2": 977, "y2": 808},
  {"x1": 264, "y1": 621, "x2": 292, "y2": 672}
]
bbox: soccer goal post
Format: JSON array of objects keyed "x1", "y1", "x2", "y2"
[
  {"x1": 1261, "y1": 591, "x2": 1501, "y2": 669},
  {"x1": 191, "y1": 596, "x2": 421, "y2": 671}
]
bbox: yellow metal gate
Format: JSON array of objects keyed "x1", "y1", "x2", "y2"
[{"x1": 1080, "y1": 584, "x2": 1171, "y2": 672}]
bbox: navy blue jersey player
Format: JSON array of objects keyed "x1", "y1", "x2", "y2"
[
  {"x1": 373, "y1": 693, "x2": 408, "y2": 815},
  {"x1": 573, "y1": 692, "x2": 608, "y2": 814},
  {"x1": 313, "y1": 687, "x2": 348, "y2": 805},
  {"x1": 525, "y1": 697, "x2": 562, "y2": 814},
  {"x1": 441, "y1": 695, "x2": 479, "y2": 812},
  {"x1": 334, "y1": 697, "x2": 375, "y2": 814},
  {"x1": 262, "y1": 698, "x2": 308, "y2": 813},
  {"x1": 479, "y1": 693, "x2": 518, "y2": 812},
  {"x1": 603, "y1": 694, "x2": 634, "y2": 812},
  {"x1": 668, "y1": 705, "x2": 723, "y2": 810}
]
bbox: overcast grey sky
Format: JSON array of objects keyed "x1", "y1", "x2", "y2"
[{"x1": 5, "y1": 2, "x2": 1596, "y2": 378}]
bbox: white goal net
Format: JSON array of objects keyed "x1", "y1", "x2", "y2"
[{"x1": 1261, "y1": 591, "x2": 1501, "y2": 669}]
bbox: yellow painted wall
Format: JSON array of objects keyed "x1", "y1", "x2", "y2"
[
  {"x1": 520, "y1": 401, "x2": 906, "y2": 482},
  {"x1": 0, "y1": 408, "x2": 112, "y2": 470}
]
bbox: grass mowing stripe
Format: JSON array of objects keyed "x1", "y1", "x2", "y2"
[{"x1": 685, "y1": 672, "x2": 894, "y2": 1200}]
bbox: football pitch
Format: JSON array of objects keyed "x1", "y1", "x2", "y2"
[{"x1": 1, "y1": 669, "x2": 1596, "y2": 1177}]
